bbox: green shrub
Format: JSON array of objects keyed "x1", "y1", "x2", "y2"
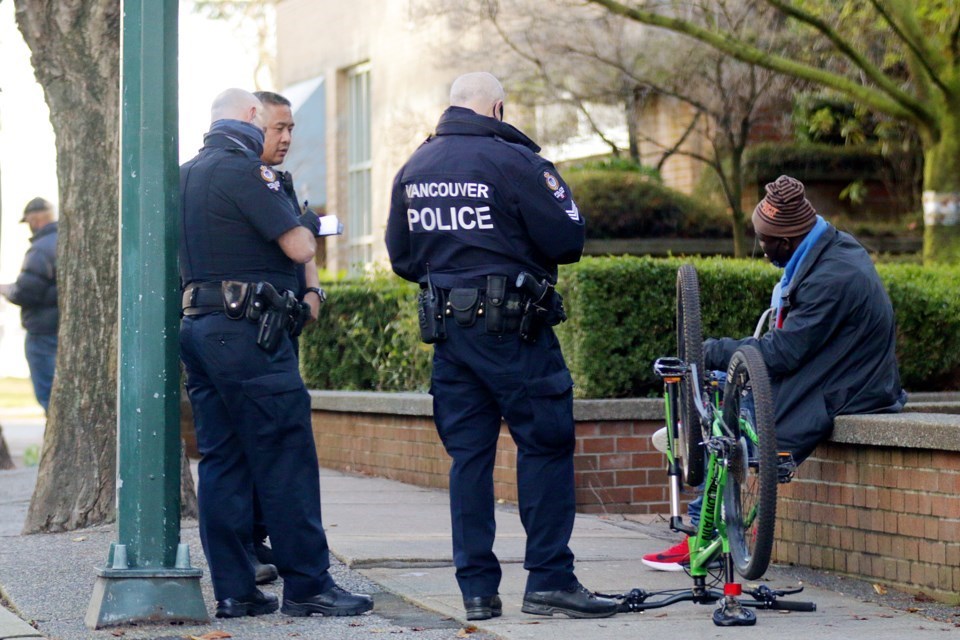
[
  {"x1": 299, "y1": 278, "x2": 431, "y2": 392},
  {"x1": 876, "y1": 264, "x2": 960, "y2": 390},
  {"x1": 557, "y1": 256, "x2": 960, "y2": 397},
  {"x1": 299, "y1": 259, "x2": 960, "y2": 397},
  {"x1": 565, "y1": 170, "x2": 730, "y2": 239},
  {"x1": 556, "y1": 257, "x2": 777, "y2": 398}
]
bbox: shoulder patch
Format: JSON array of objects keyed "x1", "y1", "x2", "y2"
[
  {"x1": 259, "y1": 165, "x2": 281, "y2": 191},
  {"x1": 541, "y1": 170, "x2": 568, "y2": 202}
]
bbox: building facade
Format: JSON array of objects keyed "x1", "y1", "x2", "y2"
[{"x1": 275, "y1": 0, "x2": 711, "y2": 273}]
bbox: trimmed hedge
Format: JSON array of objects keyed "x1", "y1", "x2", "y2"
[
  {"x1": 564, "y1": 170, "x2": 729, "y2": 239},
  {"x1": 299, "y1": 278, "x2": 431, "y2": 392},
  {"x1": 300, "y1": 258, "x2": 960, "y2": 397},
  {"x1": 555, "y1": 257, "x2": 776, "y2": 398},
  {"x1": 744, "y1": 142, "x2": 886, "y2": 183}
]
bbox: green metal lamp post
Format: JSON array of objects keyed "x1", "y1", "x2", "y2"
[{"x1": 86, "y1": 0, "x2": 208, "y2": 628}]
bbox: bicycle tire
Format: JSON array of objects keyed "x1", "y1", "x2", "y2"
[
  {"x1": 722, "y1": 345, "x2": 777, "y2": 580},
  {"x1": 676, "y1": 264, "x2": 705, "y2": 488}
]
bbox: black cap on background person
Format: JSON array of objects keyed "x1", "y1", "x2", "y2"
[{"x1": 20, "y1": 197, "x2": 53, "y2": 222}]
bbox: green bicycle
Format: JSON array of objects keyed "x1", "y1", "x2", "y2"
[{"x1": 609, "y1": 264, "x2": 814, "y2": 626}]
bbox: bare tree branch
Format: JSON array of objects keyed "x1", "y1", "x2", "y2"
[{"x1": 586, "y1": 0, "x2": 938, "y2": 132}]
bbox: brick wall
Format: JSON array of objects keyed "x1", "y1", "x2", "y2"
[
  {"x1": 183, "y1": 391, "x2": 960, "y2": 604},
  {"x1": 309, "y1": 408, "x2": 677, "y2": 515},
  {"x1": 774, "y1": 439, "x2": 960, "y2": 603}
]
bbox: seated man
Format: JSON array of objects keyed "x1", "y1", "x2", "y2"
[{"x1": 643, "y1": 174, "x2": 907, "y2": 571}]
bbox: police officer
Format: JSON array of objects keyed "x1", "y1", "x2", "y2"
[
  {"x1": 180, "y1": 88, "x2": 372, "y2": 619},
  {"x1": 386, "y1": 72, "x2": 618, "y2": 621},
  {"x1": 236, "y1": 90, "x2": 326, "y2": 584}
]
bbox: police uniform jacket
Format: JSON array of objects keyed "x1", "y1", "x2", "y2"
[
  {"x1": 180, "y1": 119, "x2": 302, "y2": 292},
  {"x1": 704, "y1": 226, "x2": 906, "y2": 462},
  {"x1": 7, "y1": 221, "x2": 58, "y2": 335},
  {"x1": 386, "y1": 106, "x2": 584, "y2": 289}
]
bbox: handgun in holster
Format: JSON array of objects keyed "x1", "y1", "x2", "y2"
[{"x1": 515, "y1": 271, "x2": 567, "y2": 342}]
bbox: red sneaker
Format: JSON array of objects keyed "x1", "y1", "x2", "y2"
[{"x1": 641, "y1": 538, "x2": 689, "y2": 571}]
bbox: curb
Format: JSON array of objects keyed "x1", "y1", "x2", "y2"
[{"x1": 0, "y1": 606, "x2": 43, "y2": 639}]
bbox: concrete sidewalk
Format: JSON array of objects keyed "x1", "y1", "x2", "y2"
[{"x1": 1, "y1": 449, "x2": 958, "y2": 638}]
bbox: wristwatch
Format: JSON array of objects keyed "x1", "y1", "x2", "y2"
[{"x1": 303, "y1": 287, "x2": 326, "y2": 303}]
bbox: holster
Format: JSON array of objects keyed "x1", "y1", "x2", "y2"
[
  {"x1": 484, "y1": 275, "x2": 522, "y2": 334},
  {"x1": 417, "y1": 287, "x2": 446, "y2": 344},
  {"x1": 519, "y1": 288, "x2": 567, "y2": 343}
]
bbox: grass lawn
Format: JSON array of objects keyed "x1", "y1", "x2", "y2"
[{"x1": 0, "y1": 378, "x2": 41, "y2": 410}]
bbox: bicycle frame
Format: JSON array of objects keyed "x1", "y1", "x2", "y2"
[
  {"x1": 662, "y1": 360, "x2": 736, "y2": 574},
  {"x1": 644, "y1": 357, "x2": 812, "y2": 625}
]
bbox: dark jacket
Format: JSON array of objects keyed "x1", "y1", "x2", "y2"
[
  {"x1": 704, "y1": 226, "x2": 905, "y2": 463},
  {"x1": 385, "y1": 106, "x2": 584, "y2": 289},
  {"x1": 179, "y1": 120, "x2": 301, "y2": 293},
  {"x1": 7, "y1": 221, "x2": 58, "y2": 335}
]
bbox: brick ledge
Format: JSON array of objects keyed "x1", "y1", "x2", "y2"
[{"x1": 309, "y1": 390, "x2": 960, "y2": 451}]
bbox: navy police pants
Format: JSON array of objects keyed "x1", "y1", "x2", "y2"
[
  {"x1": 180, "y1": 313, "x2": 335, "y2": 601},
  {"x1": 431, "y1": 321, "x2": 578, "y2": 598}
]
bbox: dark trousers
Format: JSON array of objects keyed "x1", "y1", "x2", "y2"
[
  {"x1": 431, "y1": 322, "x2": 578, "y2": 598},
  {"x1": 180, "y1": 313, "x2": 334, "y2": 601},
  {"x1": 25, "y1": 332, "x2": 56, "y2": 413}
]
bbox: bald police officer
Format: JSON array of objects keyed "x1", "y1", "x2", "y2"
[
  {"x1": 386, "y1": 72, "x2": 618, "y2": 621},
  {"x1": 180, "y1": 88, "x2": 371, "y2": 619}
]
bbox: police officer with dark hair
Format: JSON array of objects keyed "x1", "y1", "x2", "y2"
[
  {"x1": 233, "y1": 89, "x2": 326, "y2": 585},
  {"x1": 386, "y1": 72, "x2": 618, "y2": 621},
  {"x1": 179, "y1": 88, "x2": 371, "y2": 619}
]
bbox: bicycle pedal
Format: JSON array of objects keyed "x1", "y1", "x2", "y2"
[{"x1": 777, "y1": 452, "x2": 797, "y2": 483}]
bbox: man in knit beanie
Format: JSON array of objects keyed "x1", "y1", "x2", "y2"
[{"x1": 643, "y1": 174, "x2": 906, "y2": 572}]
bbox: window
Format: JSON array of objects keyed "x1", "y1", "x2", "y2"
[{"x1": 346, "y1": 63, "x2": 372, "y2": 271}]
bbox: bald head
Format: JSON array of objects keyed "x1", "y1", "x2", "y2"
[
  {"x1": 450, "y1": 72, "x2": 505, "y2": 120},
  {"x1": 210, "y1": 88, "x2": 264, "y2": 128}
]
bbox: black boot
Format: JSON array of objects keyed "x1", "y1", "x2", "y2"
[
  {"x1": 522, "y1": 583, "x2": 618, "y2": 619},
  {"x1": 463, "y1": 595, "x2": 502, "y2": 621},
  {"x1": 216, "y1": 588, "x2": 279, "y2": 618},
  {"x1": 281, "y1": 585, "x2": 374, "y2": 617}
]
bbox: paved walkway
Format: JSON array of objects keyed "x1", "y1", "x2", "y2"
[{"x1": 1, "y1": 416, "x2": 957, "y2": 639}]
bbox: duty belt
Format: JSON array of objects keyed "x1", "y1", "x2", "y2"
[
  {"x1": 182, "y1": 281, "x2": 230, "y2": 316},
  {"x1": 182, "y1": 280, "x2": 311, "y2": 352}
]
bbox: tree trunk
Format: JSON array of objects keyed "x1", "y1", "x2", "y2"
[
  {"x1": 15, "y1": 0, "x2": 121, "y2": 533},
  {"x1": 921, "y1": 102, "x2": 960, "y2": 264},
  {"x1": 0, "y1": 426, "x2": 14, "y2": 471},
  {"x1": 180, "y1": 441, "x2": 198, "y2": 519}
]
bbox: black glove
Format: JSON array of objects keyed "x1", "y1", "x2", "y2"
[{"x1": 298, "y1": 210, "x2": 323, "y2": 237}]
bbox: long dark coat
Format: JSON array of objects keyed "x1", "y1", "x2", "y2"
[{"x1": 704, "y1": 226, "x2": 906, "y2": 463}]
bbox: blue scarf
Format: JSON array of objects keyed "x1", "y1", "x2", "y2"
[
  {"x1": 204, "y1": 119, "x2": 265, "y2": 157},
  {"x1": 771, "y1": 215, "x2": 830, "y2": 326}
]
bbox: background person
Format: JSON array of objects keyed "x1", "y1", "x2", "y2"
[
  {"x1": 386, "y1": 72, "x2": 618, "y2": 621},
  {"x1": 643, "y1": 174, "x2": 906, "y2": 571},
  {"x1": 179, "y1": 88, "x2": 372, "y2": 618},
  {"x1": 1, "y1": 197, "x2": 58, "y2": 414}
]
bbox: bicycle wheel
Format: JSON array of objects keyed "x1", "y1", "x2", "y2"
[
  {"x1": 722, "y1": 344, "x2": 777, "y2": 580},
  {"x1": 676, "y1": 264, "x2": 705, "y2": 487}
]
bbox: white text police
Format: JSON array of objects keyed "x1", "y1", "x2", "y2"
[{"x1": 407, "y1": 206, "x2": 494, "y2": 231}]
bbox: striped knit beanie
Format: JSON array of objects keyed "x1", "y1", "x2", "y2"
[{"x1": 752, "y1": 175, "x2": 817, "y2": 238}]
